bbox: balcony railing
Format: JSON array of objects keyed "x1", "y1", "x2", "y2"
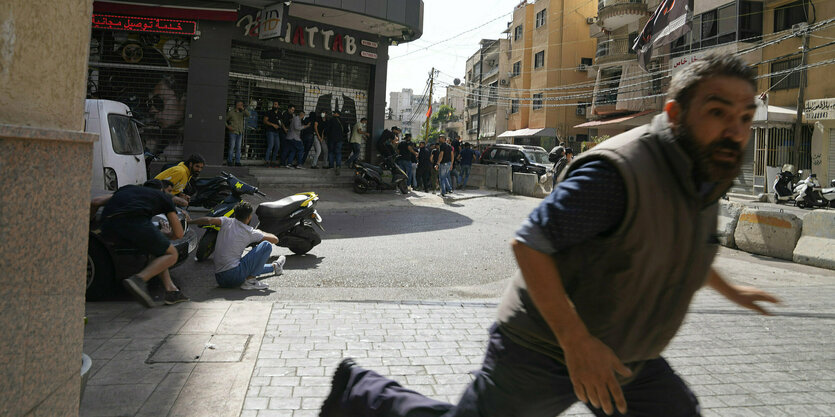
[
  {"x1": 595, "y1": 38, "x2": 636, "y2": 65},
  {"x1": 598, "y1": 0, "x2": 647, "y2": 29}
]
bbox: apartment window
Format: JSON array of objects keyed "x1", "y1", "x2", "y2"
[
  {"x1": 595, "y1": 67, "x2": 621, "y2": 106},
  {"x1": 489, "y1": 82, "x2": 498, "y2": 105},
  {"x1": 774, "y1": 0, "x2": 808, "y2": 32},
  {"x1": 511, "y1": 99, "x2": 520, "y2": 113},
  {"x1": 533, "y1": 93, "x2": 543, "y2": 110},
  {"x1": 739, "y1": 1, "x2": 763, "y2": 42},
  {"x1": 535, "y1": 9, "x2": 547, "y2": 28},
  {"x1": 512, "y1": 61, "x2": 521, "y2": 77},
  {"x1": 701, "y1": 10, "x2": 717, "y2": 46},
  {"x1": 534, "y1": 51, "x2": 545, "y2": 69},
  {"x1": 771, "y1": 57, "x2": 804, "y2": 90},
  {"x1": 514, "y1": 25, "x2": 523, "y2": 41}
]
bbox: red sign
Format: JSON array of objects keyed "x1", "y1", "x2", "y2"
[{"x1": 92, "y1": 13, "x2": 197, "y2": 35}]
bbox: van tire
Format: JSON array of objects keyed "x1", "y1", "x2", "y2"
[{"x1": 86, "y1": 240, "x2": 117, "y2": 301}]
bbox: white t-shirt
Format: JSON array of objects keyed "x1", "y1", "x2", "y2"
[{"x1": 214, "y1": 216, "x2": 265, "y2": 273}]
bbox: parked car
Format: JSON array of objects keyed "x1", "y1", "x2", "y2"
[
  {"x1": 479, "y1": 144, "x2": 551, "y2": 176},
  {"x1": 86, "y1": 99, "x2": 147, "y2": 192},
  {"x1": 86, "y1": 199, "x2": 198, "y2": 300}
]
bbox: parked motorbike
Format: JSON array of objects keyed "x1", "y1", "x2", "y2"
[
  {"x1": 194, "y1": 172, "x2": 324, "y2": 260},
  {"x1": 189, "y1": 175, "x2": 232, "y2": 209},
  {"x1": 794, "y1": 172, "x2": 829, "y2": 209},
  {"x1": 821, "y1": 179, "x2": 835, "y2": 208},
  {"x1": 352, "y1": 157, "x2": 409, "y2": 194},
  {"x1": 773, "y1": 168, "x2": 797, "y2": 204}
]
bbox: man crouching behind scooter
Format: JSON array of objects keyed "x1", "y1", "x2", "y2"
[{"x1": 188, "y1": 202, "x2": 285, "y2": 290}]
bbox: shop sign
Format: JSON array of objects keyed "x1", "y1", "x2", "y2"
[
  {"x1": 670, "y1": 53, "x2": 702, "y2": 77},
  {"x1": 237, "y1": 8, "x2": 379, "y2": 60},
  {"x1": 92, "y1": 13, "x2": 197, "y2": 35},
  {"x1": 805, "y1": 98, "x2": 835, "y2": 121},
  {"x1": 259, "y1": 3, "x2": 285, "y2": 40}
]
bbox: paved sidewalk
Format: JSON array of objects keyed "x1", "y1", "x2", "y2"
[{"x1": 82, "y1": 281, "x2": 834, "y2": 417}]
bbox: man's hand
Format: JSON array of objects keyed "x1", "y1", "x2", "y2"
[
  {"x1": 723, "y1": 285, "x2": 780, "y2": 315},
  {"x1": 707, "y1": 268, "x2": 780, "y2": 315},
  {"x1": 563, "y1": 335, "x2": 631, "y2": 415}
]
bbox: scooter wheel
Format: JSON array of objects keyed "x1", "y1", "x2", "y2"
[
  {"x1": 398, "y1": 181, "x2": 409, "y2": 194},
  {"x1": 195, "y1": 230, "x2": 218, "y2": 261},
  {"x1": 353, "y1": 180, "x2": 368, "y2": 194}
]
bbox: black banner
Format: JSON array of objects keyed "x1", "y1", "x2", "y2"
[{"x1": 633, "y1": 0, "x2": 693, "y2": 71}]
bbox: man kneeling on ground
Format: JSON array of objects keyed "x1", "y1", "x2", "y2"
[
  {"x1": 90, "y1": 179, "x2": 188, "y2": 307},
  {"x1": 189, "y1": 201, "x2": 285, "y2": 290}
]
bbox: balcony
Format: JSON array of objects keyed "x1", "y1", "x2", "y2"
[
  {"x1": 597, "y1": 0, "x2": 648, "y2": 31},
  {"x1": 595, "y1": 38, "x2": 636, "y2": 66},
  {"x1": 483, "y1": 66, "x2": 500, "y2": 80}
]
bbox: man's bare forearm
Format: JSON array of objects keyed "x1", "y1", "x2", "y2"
[{"x1": 510, "y1": 239, "x2": 590, "y2": 345}]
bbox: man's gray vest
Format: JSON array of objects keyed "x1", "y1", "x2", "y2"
[{"x1": 496, "y1": 115, "x2": 730, "y2": 365}]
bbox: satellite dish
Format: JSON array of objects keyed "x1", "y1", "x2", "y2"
[{"x1": 454, "y1": 78, "x2": 461, "y2": 86}]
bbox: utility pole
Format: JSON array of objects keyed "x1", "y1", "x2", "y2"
[
  {"x1": 475, "y1": 46, "x2": 484, "y2": 149},
  {"x1": 792, "y1": 25, "x2": 809, "y2": 169},
  {"x1": 423, "y1": 68, "x2": 435, "y2": 142}
]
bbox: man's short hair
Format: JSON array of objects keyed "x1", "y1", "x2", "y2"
[
  {"x1": 143, "y1": 179, "x2": 164, "y2": 190},
  {"x1": 565, "y1": 148, "x2": 574, "y2": 155},
  {"x1": 391, "y1": 126, "x2": 400, "y2": 132},
  {"x1": 185, "y1": 153, "x2": 205, "y2": 166},
  {"x1": 360, "y1": 117, "x2": 368, "y2": 123},
  {"x1": 159, "y1": 179, "x2": 174, "y2": 189},
  {"x1": 233, "y1": 201, "x2": 254, "y2": 221},
  {"x1": 235, "y1": 99, "x2": 244, "y2": 105},
  {"x1": 667, "y1": 53, "x2": 757, "y2": 113}
]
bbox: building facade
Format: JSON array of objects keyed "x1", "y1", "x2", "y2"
[
  {"x1": 463, "y1": 38, "x2": 511, "y2": 148},
  {"x1": 86, "y1": 0, "x2": 423, "y2": 165},
  {"x1": 388, "y1": 87, "x2": 432, "y2": 136},
  {"x1": 502, "y1": 0, "x2": 599, "y2": 149}
]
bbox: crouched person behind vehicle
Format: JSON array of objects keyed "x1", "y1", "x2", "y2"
[
  {"x1": 188, "y1": 201, "x2": 286, "y2": 291},
  {"x1": 90, "y1": 180, "x2": 189, "y2": 307}
]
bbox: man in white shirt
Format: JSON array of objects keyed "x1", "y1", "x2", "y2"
[{"x1": 188, "y1": 201, "x2": 285, "y2": 290}]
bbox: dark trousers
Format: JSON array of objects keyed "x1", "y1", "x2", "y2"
[
  {"x1": 302, "y1": 132, "x2": 315, "y2": 164},
  {"x1": 335, "y1": 324, "x2": 700, "y2": 417},
  {"x1": 328, "y1": 140, "x2": 343, "y2": 167},
  {"x1": 416, "y1": 166, "x2": 431, "y2": 191},
  {"x1": 278, "y1": 130, "x2": 289, "y2": 165}
]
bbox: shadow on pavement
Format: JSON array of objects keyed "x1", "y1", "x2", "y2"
[{"x1": 320, "y1": 204, "x2": 473, "y2": 240}]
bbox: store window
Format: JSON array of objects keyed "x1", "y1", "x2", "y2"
[
  {"x1": 87, "y1": 29, "x2": 191, "y2": 161},
  {"x1": 534, "y1": 51, "x2": 545, "y2": 69},
  {"x1": 774, "y1": 0, "x2": 808, "y2": 32},
  {"x1": 533, "y1": 93, "x2": 543, "y2": 110}
]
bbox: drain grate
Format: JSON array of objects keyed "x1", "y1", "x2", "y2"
[{"x1": 147, "y1": 334, "x2": 252, "y2": 363}]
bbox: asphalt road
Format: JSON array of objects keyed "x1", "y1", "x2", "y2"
[{"x1": 169, "y1": 189, "x2": 834, "y2": 304}]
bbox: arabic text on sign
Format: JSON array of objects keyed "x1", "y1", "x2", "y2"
[{"x1": 92, "y1": 14, "x2": 196, "y2": 35}]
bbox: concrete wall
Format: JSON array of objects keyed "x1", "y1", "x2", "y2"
[{"x1": 0, "y1": 1, "x2": 95, "y2": 416}]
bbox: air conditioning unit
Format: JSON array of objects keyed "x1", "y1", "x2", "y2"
[
  {"x1": 578, "y1": 64, "x2": 588, "y2": 71},
  {"x1": 792, "y1": 22, "x2": 808, "y2": 35},
  {"x1": 500, "y1": 79, "x2": 508, "y2": 85},
  {"x1": 576, "y1": 106, "x2": 586, "y2": 116},
  {"x1": 586, "y1": 17, "x2": 597, "y2": 25}
]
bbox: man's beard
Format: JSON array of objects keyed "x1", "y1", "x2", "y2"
[{"x1": 674, "y1": 124, "x2": 743, "y2": 183}]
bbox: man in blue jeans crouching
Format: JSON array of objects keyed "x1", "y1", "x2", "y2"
[{"x1": 189, "y1": 201, "x2": 285, "y2": 290}]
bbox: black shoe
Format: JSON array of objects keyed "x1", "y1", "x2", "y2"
[
  {"x1": 122, "y1": 275, "x2": 154, "y2": 308},
  {"x1": 235, "y1": 162, "x2": 242, "y2": 167},
  {"x1": 311, "y1": 166, "x2": 320, "y2": 169},
  {"x1": 164, "y1": 290, "x2": 189, "y2": 305},
  {"x1": 320, "y1": 358, "x2": 356, "y2": 417}
]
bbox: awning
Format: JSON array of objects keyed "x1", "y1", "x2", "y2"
[
  {"x1": 94, "y1": 1, "x2": 239, "y2": 21},
  {"x1": 753, "y1": 98, "x2": 797, "y2": 125},
  {"x1": 497, "y1": 127, "x2": 557, "y2": 138},
  {"x1": 574, "y1": 110, "x2": 656, "y2": 128}
]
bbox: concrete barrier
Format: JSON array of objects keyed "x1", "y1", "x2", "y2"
[
  {"x1": 467, "y1": 164, "x2": 486, "y2": 189},
  {"x1": 792, "y1": 210, "x2": 835, "y2": 270},
  {"x1": 733, "y1": 208, "x2": 802, "y2": 260},
  {"x1": 496, "y1": 165, "x2": 513, "y2": 191},
  {"x1": 717, "y1": 201, "x2": 745, "y2": 248},
  {"x1": 484, "y1": 166, "x2": 498, "y2": 189},
  {"x1": 512, "y1": 172, "x2": 537, "y2": 196}
]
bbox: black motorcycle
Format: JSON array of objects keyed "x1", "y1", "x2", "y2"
[
  {"x1": 773, "y1": 169, "x2": 796, "y2": 204},
  {"x1": 189, "y1": 175, "x2": 232, "y2": 209},
  {"x1": 194, "y1": 172, "x2": 324, "y2": 260},
  {"x1": 352, "y1": 157, "x2": 409, "y2": 194}
]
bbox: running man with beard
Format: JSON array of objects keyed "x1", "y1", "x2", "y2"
[{"x1": 319, "y1": 53, "x2": 780, "y2": 417}]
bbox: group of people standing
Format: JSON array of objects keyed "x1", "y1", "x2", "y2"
[
  {"x1": 226, "y1": 100, "x2": 369, "y2": 175},
  {"x1": 382, "y1": 127, "x2": 480, "y2": 196}
]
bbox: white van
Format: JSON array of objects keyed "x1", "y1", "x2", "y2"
[{"x1": 86, "y1": 99, "x2": 147, "y2": 191}]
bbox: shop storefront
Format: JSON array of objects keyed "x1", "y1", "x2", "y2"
[{"x1": 86, "y1": 0, "x2": 423, "y2": 165}]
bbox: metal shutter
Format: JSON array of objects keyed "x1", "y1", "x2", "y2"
[
  {"x1": 226, "y1": 41, "x2": 372, "y2": 163},
  {"x1": 87, "y1": 29, "x2": 190, "y2": 162},
  {"x1": 829, "y1": 127, "x2": 835, "y2": 184}
]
